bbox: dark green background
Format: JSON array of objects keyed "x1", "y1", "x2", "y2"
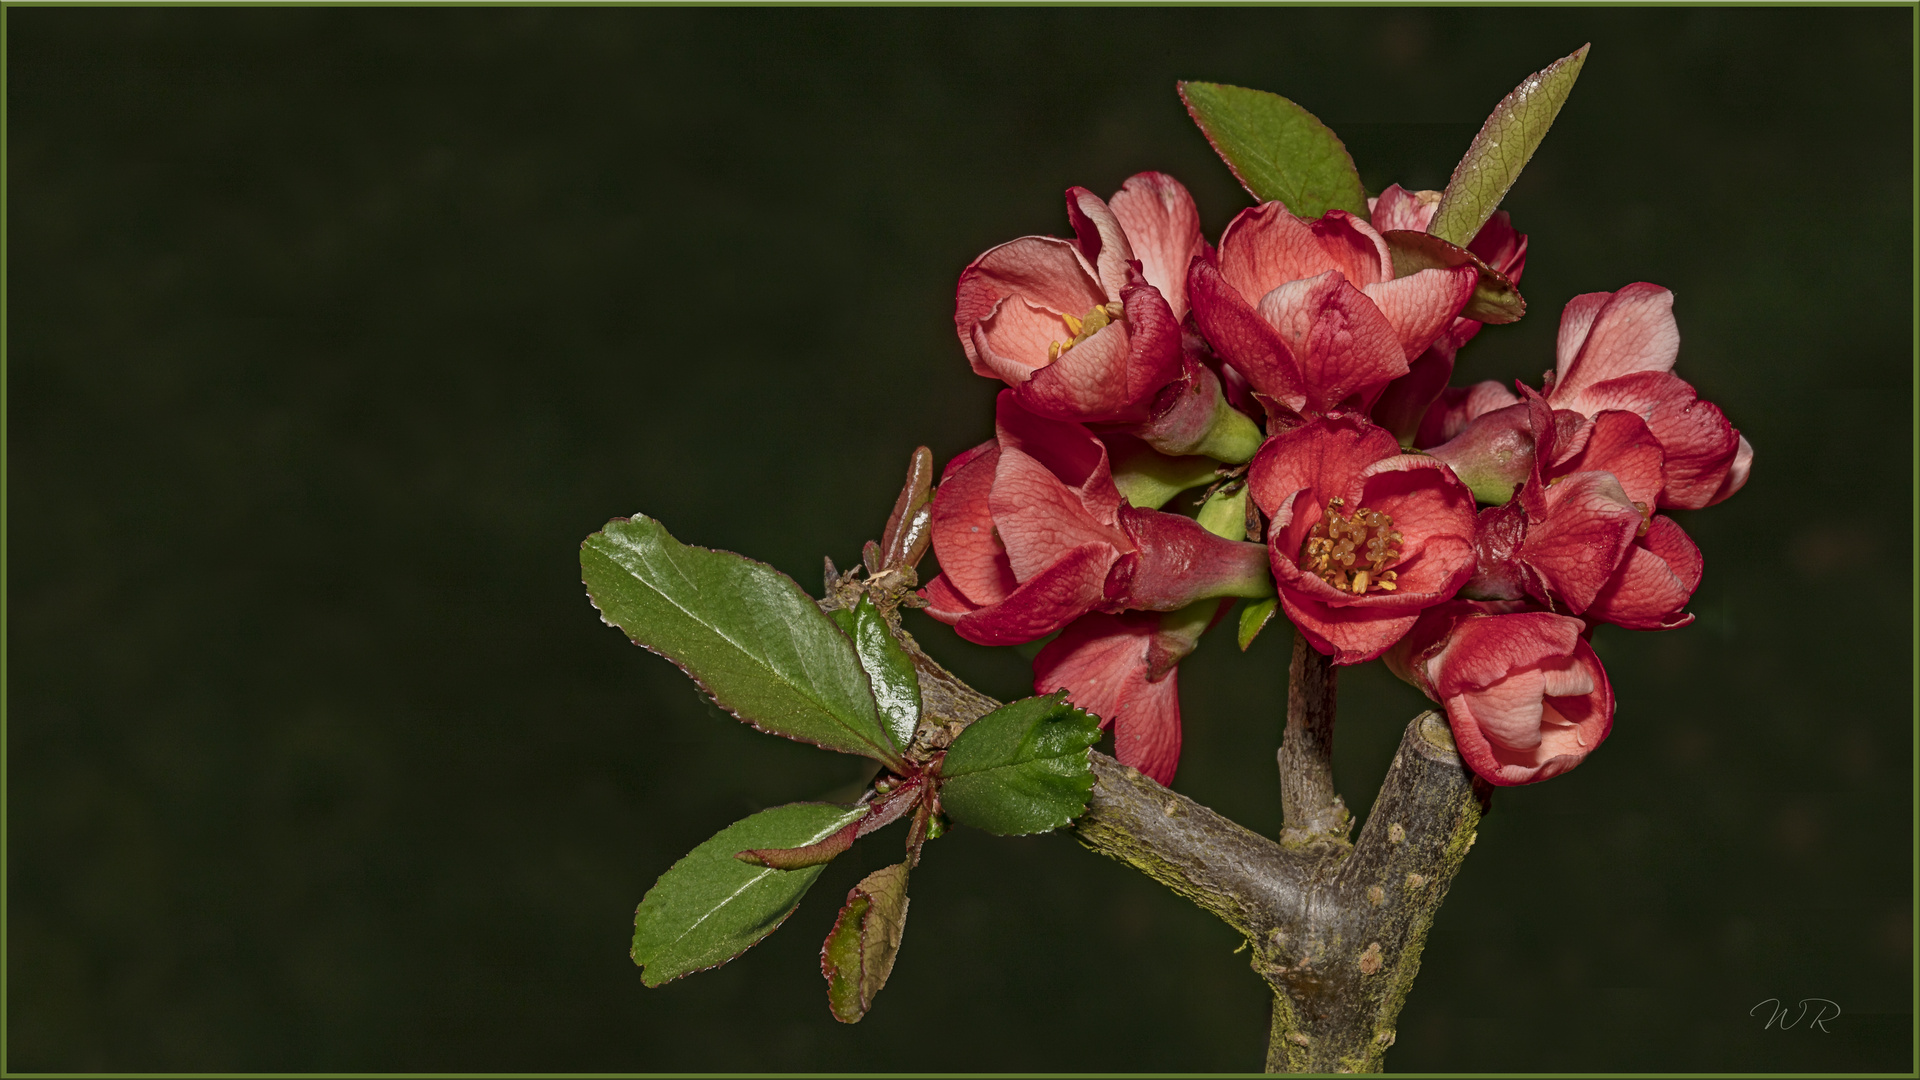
[{"x1": 9, "y1": 7, "x2": 1913, "y2": 1073}]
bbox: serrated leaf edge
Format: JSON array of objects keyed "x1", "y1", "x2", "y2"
[
  {"x1": 1178, "y1": 80, "x2": 1367, "y2": 219},
  {"x1": 582, "y1": 518, "x2": 906, "y2": 770},
  {"x1": 633, "y1": 802, "x2": 862, "y2": 987}
]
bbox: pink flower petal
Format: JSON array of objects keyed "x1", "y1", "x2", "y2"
[
  {"x1": 1033, "y1": 611, "x2": 1144, "y2": 728},
  {"x1": 1553, "y1": 291, "x2": 1617, "y2": 385},
  {"x1": 1369, "y1": 185, "x2": 1440, "y2": 232},
  {"x1": 1360, "y1": 265, "x2": 1477, "y2": 360},
  {"x1": 1108, "y1": 172, "x2": 1204, "y2": 320},
  {"x1": 1552, "y1": 283, "x2": 1680, "y2": 408},
  {"x1": 1249, "y1": 413, "x2": 1403, "y2": 523},
  {"x1": 1115, "y1": 272, "x2": 1186, "y2": 409},
  {"x1": 1218, "y1": 202, "x2": 1331, "y2": 301},
  {"x1": 1434, "y1": 624, "x2": 1613, "y2": 787},
  {"x1": 1585, "y1": 514, "x2": 1700, "y2": 630},
  {"x1": 1308, "y1": 210, "x2": 1392, "y2": 288},
  {"x1": 973, "y1": 295, "x2": 1069, "y2": 385},
  {"x1": 1706, "y1": 435, "x2": 1753, "y2": 506},
  {"x1": 1558, "y1": 409, "x2": 1666, "y2": 509},
  {"x1": 1467, "y1": 210, "x2": 1527, "y2": 281},
  {"x1": 1425, "y1": 610, "x2": 1586, "y2": 696},
  {"x1": 1032, "y1": 611, "x2": 1185, "y2": 784},
  {"x1": 1112, "y1": 665, "x2": 1182, "y2": 785},
  {"x1": 927, "y1": 442, "x2": 1016, "y2": 607},
  {"x1": 1369, "y1": 344, "x2": 1455, "y2": 444},
  {"x1": 1415, "y1": 379, "x2": 1521, "y2": 448},
  {"x1": 1016, "y1": 319, "x2": 1136, "y2": 421},
  {"x1": 1188, "y1": 255, "x2": 1307, "y2": 410},
  {"x1": 1517, "y1": 470, "x2": 1642, "y2": 613},
  {"x1": 1254, "y1": 271, "x2": 1408, "y2": 412},
  {"x1": 1066, "y1": 187, "x2": 1135, "y2": 301},
  {"x1": 919, "y1": 573, "x2": 980, "y2": 625},
  {"x1": 1461, "y1": 667, "x2": 1548, "y2": 752},
  {"x1": 955, "y1": 236, "x2": 1105, "y2": 374},
  {"x1": 1644, "y1": 513, "x2": 1704, "y2": 594},
  {"x1": 993, "y1": 392, "x2": 1126, "y2": 522},
  {"x1": 1572, "y1": 371, "x2": 1741, "y2": 510},
  {"x1": 1281, "y1": 591, "x2": 1420, "y2": 666},
  {"x1": 1354, "y1": 456, "x2": 1479, "y2": 596},
  {"x1": 951, "y1": 542, "x2": 1117, "y2": 646},
  {"x1": 990, "y1": 446, "x2": 1127, "y2": 582}
]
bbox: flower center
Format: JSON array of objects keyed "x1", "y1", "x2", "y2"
[
  {"x1": 1047, "y1": 300, "x2": 1122, "y2": 361},
  {"x1": 1298, "y1": 496, "x2": 1402, "y2": 594}
]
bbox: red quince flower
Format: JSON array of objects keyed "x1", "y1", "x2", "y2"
[
  {"x1": 1368, "y1": 185, "x2": 1530, "y2": 442},
  {"x1": 1385, "y1": 602, "x2": 1614, "y2": 786},
  {"x1": 1546, "y1": 283, "x2": 1752, "y2": 509},
  {"x1": 921, "y1": 393, "x2": 1270, "y2": 646},
  {"x1": 1460, "y1": 388, "x2": 1704, "y2": 630},
  {"x1": 1032, "y1": 603, "x2": 1227, "y2": 785},
  {"x1": 1188, "y1": 200, "x2": 1478, "y2": 419},
  {"x1": 954, "y1": 173, "x2": 1199, "y2": 424},
  {"x1": 1248, "y1": 413, "x2": 1477, "y2": 664}
]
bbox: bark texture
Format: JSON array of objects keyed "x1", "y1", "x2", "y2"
[
  {"x1": 884, "y1": 599, "x2": 1486, "y2": 1073},
  {"x1": 1280, "y1": 632, "x2": 1352, "y2": 851}
]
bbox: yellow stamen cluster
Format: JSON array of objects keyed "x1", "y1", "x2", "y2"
[
  {"x1": 1299, "y1": 495, "x2": 1402, "y2": 594},
  {"x1": 1047, "y1": 301, "x2": 1122, "y2": 361}
]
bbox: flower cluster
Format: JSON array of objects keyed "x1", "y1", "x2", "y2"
[{"x1": 921, "y1": 175, "x2": 1750, "y2": 787}]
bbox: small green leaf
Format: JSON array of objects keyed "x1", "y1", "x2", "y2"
[
  {"x1": 938, "y1": 693, "x2": 1101, "y2": 836},
  {"x1": 1382, "y1": 230, "x2": 1525, "y2": 324},
  {"x1": 583, "y1": 515, "x2": 904, "y2": 769},
  {"x1": 849, "y1": 598, "x2": 920, "y2": 752},
  {"x1": 1428, "y1": 44, "x2": 1590, "y2": 248},
  {"x1": 1238, "y1": 597, "x2": 1278, "y2": 652},
  {"x1": 820, "y1": 862, "x2": 911, "y2": 1024},
  {"x1": 1179, "y1": 81, "x2": 1369, "y2": 221},
  {"x1": 633, "y1": 803, "x2": 865, "y2": 987}
]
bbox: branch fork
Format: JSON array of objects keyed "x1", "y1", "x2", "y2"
[{"x1": 897, "y1": 619, "x2": 1488, "y2": 1074}]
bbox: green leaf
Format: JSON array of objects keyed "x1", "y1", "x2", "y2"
[
  {"x1": 632, "y1": 803, "x2": 865, "y2": 987},
  {"x1": 1238, "y1": 597, "x2": 1278, "y2": 652},
  {"x1": 1178, "y1": 81, "x2": 1369, "y2": 221},
  {"x1": 1428, "y1": 44, "x2": 1590, "y2": 247},
  {"x1": 583, "y1": 515, "x2": 904, "y2": 769},
  {"x1": 937, "y1": 693, "x2": 1101, "y2": 836},
  {"x1": 820, "y1": 862, "x2": 911, "y2": 1024},
  {"x1": 847, "y1": 598, "x2": 921, "y2": 753},
  {"x1": 1382, "y1": 230, "x2": 1525, "y2": 324}
]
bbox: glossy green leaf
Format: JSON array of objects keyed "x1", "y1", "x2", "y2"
[
  {"x1": 1238, "y1": 597, "x2": 1278, "y2": 652},
  {"x1": 1428, "y1": 44, "x2": 1590, "y2": 247},
  {"x1": 1178, "y1": 81, "x2": 1368, "y2": 221},
  {"x1": 632, "y1": 803, "x2": 865, "y2": 987},
  {"x1": 937, "y1": 693, "x2": 1101, "y2": 836},
  {"x1": 583, "y1": 515, "x2": 904, "y2": 768},
  {"x1": 847, "y1": 598, "x2": 921, "y2": 753},
  {"x1": 821, "y1": 862, "x2": 911, "y2": 1024},
  {"x1": 1382, "y1": 230, "x2": 1525, "y2": 324}
]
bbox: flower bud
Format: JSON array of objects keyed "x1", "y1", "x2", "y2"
[
  {"x1": 1423, "y1": 402, "x2": 1535, "y2": 505},
  {"x1": 1130, "y1": 362, "x2": 1264, "y2": 464},
  {"x1": 1387, "y1": 603, "x2": 1614, "y2": 786}
]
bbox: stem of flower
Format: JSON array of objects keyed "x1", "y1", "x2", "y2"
[{"x1": 1279, "y1": 631, "x2": 1352, "y2": 849}]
